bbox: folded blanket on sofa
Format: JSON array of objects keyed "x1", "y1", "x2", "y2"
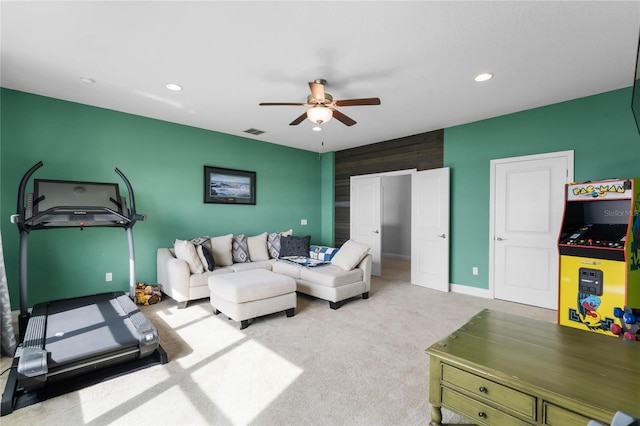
[{"x1": 279, "y1": 256, "x2": 331, "y2": 268}]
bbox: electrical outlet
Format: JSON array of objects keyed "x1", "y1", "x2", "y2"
[
  {"x1": 472, "y1": 267, "x2": 478, "y2": 276},
  {"x1": 301, "y1": 219, "x2": 307, "y2": 225},
  {"x1": 106, "y1": 272, "x2": 112, "y2": 282}
]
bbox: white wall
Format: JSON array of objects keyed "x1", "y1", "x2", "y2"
[{"x1": 382, "y1": 174, "x2": 411, "y2": 259}]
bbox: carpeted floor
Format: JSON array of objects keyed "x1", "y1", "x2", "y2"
[{"x1": 1, "y1": 268, "x2": 556, "y2": 425}]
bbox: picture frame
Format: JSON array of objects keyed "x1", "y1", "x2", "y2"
[{"x1": 204, "y1": 166, "x2": 256, "y2": 205}]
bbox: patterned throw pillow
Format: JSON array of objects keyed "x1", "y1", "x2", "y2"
[
  {"x1": 267, "y1": 232, "x2": 281, "y2": 259},
  {"x1": 268, "y1": 229, "x2": 294, "y2": 259},
  {"x1": 279, "y1": 235, "x2": 311, "y2": 258},
  {"x1": 232, "y1": 234, "x2": 249, "y2": 263}
]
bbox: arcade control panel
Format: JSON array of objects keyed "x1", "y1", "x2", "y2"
[{"x1": 560, "y1": 224, "x2": 627, "y2": 249}]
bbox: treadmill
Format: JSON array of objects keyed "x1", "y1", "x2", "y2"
[{"x1": 1, "y1": 161, "x2": 168, "y2": 416}]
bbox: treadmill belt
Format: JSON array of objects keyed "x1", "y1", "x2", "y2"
[{"x1": 44, "y1": 294, "x2": 140, "y2": 367}]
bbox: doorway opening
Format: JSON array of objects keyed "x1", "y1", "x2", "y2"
[{"x1": 381, "y1": 174, "x2": 411, "y2": 281}]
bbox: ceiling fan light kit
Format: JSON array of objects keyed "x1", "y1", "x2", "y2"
[
  {"x1": 307, "y1": 106, "x2": 333, "y2": 124},
  {"x1": 259, "y1": 78, "x2": 381, "y2": 129}
]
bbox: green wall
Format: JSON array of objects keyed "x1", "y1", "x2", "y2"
[
  {"x1": 3, "y1": 86, "x2": 639, "y2": 308},
  {"x1": 444, "y1": 87, "x2": 640, "y2": 289},
  {"x1": 1, "y1": 89, "x2": 324, "y2": 308}
]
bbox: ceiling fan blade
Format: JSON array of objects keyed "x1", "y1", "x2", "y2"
[
  {"x1": 259, "y1": 102, "x2": 306, "y2": 106},
  {"x1": 289, "y1": 111, "x2": 308, "y2": 126},
  {"x1": 332, "y1": 109, "x2": 357, "y2": 126},
  {"x1": 334, "y1": 97, "x2": 381, "y2": 107},
  {"x1": 309, "y1": 81, "x2": 325, "y2": 102}
]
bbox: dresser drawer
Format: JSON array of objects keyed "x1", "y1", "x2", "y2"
[
  {"x1": 442, "y1": 364, "x2": 536, "y2": 419},
  {"x1": 543, "y1": 402, "x2": 594, "y2": 426},
  {"x1": 442, "y1": 387, "x2": 532, "y2": 426}
]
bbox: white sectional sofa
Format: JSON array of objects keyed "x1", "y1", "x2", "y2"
[{"x1": 156, "y1": 233, "x2": 372, "y2": 310}]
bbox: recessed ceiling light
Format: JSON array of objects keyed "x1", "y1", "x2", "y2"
[
  {"x1": 165, "y1": 83, "x2": 183, "y2": 91},
  {"x1": 312, "y1": 126, "x2": 322, "y2": 132},
  {"x1": 79, "y1": 77, "x2": 95, "y2": 84},
  {"x1": 474, "y1": 73, "x2": 493, "y2": 82}
]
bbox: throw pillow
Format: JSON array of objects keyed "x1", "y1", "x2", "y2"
[
  {"x1": 331, "y1": 239, "x2": 370, "y2": 271},
  {"x1": 279, "y1": 235, "x2": 311, "y2": 258},
  {"x1": 267, "y1": 232, "x2": 281, "y2": 259},
  {"x1": 173, "y1": 239, "x2": 204, "y2": 274},
  {"x1": 232, "y1": 234, "x2": 249, "y2": 263},
  {"x1": 247, "y1": 232, "x2": 270, "y2": 261},
  {"x1": 191, "y1": 236, "x2": 213, "y2": 271},
  {"x1": 210, "y1": 234, "x2": 233, "y2": 266},
  {"x1": 196, "y1": 244, "x2": 215, "y2": 271},
  {"x1": 267, "y1": 229, "x2": 294, "y2": 259}
]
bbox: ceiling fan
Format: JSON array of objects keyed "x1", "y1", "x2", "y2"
[{"x1": 259, "y1": 79, "x2": 381, "y2": 128}]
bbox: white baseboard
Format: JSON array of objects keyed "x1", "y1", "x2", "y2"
[
  {"x1": 382, "y1": 253, "x2": 411, "y2": 261},
  {"x1": 450, "y1": 283, "x2": 492, "y2": 299}
]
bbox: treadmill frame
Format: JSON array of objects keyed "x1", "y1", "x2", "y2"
[{"x1": 1, "y1": 161, "x2": 168, "y2": 416}]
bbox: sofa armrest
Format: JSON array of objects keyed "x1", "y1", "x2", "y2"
[
  {"x1": 157, "y1": 248, "x2": 191, "y2": 303},
  {"x1": 356, "y1": 254, "x2": 372, "y2": 292}
]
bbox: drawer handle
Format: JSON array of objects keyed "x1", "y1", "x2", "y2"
[
  {"x1": 478, "y1": 412, "x2": 487, "y2": 419},
  {"x1": 479, "y1": 386, "x2": 487, "y2": 393}
]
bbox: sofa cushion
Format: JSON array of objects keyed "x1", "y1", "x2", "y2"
[
  {"x1": 211, "y1": 234, "x2": 233, "y2": 266},
  {"x1": 279, "y1": 235, "x2": 310, "y2": 257},
  {"x1": 174, "y1": 239, "x2": 204, "y2": 274},
  {"x1": 300, "y1": 265, "x2": 363, "y2": 288},
  {"x1": 190, "y1": 268, "x2": 233, "y2": 288},
  {"x1": 272, "y1": 260, "x2": 302, "y2": 279},
  {"x1": 247, "y1": 232, "x2": 270, "y2": 261},
  {"x1": 229, "y1": 260, "x2": 273, "y2": 272},
  {"x1": 331, "y1": 239, "x2": 370, "y2": 271},
  {"x1": 233, "y1": 234, "x2": 249, "y2": 263}
]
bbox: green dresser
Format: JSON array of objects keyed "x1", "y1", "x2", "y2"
[{"x1": 425, "y1": 309, "x2": 640, "y2": 425}]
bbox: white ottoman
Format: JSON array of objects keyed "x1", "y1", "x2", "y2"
[{"x1": 208, "y1": 269, "x2": 296, "y2": 329}]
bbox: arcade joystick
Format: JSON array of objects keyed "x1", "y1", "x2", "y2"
[
  {"x1": 623, "y1": 312, "x2": 636, "y2": 324},
  {"x1": 611, "y1": 323, "x2": 623, "y2": 335},
  {"x1": 612, "y1": 306, "x2": 640, "y2": 342}
]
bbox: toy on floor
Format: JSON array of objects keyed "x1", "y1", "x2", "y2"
[
  {"x1": 135, "y1": 283, "x2": 163, "y2": 305},
  {"x1": 611, "y1": 306, "x2": 640, "y2": 341}
]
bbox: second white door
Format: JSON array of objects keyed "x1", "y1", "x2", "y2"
[{"x1": 492, "y1": 151, "x2": 573, "y2": 309}]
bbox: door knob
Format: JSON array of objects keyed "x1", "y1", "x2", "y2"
[
  {"x1": 438, "y1": 234, "x2": 446, "y2": 238},
  {"x1": 373, "y1": 230, "x2": 379, "y2": 234},
  {"x1": 496, "y1": 237, "x2": 506, "y2": 241}
]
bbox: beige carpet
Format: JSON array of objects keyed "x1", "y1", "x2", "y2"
[{"x1": 1, "y1": 273, "x2": 556, "y2": 425}]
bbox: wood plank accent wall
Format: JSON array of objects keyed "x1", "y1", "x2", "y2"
[{"x1": 334, "y1": 129, "x2": 444, "y2": 246}]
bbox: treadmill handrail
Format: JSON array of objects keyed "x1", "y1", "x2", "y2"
[
  {"x1": 115, "y1": 167, "x2": 145, "y2": 226},
  {"x1": 15, "y1": 161, "x2": 44, "y2": 232}
]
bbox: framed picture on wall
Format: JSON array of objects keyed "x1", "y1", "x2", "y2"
[{"x1": 204, "y1": 166, "x2": 256, "y2": 205}]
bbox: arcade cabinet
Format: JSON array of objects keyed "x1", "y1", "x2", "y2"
[{"x1": 558, "y1": 178, "x2": 640, "y2": 336}]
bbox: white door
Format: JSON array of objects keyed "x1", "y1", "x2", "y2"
[
  {"x1": 492, "y1": 151, "x2": 573, "y2": 309},
  {"x1": 411, "y1": 168, "x2": 450, "y2": 292},
  {"x1": 351, "y1": 176, "x2": 382, "y2": 276}
]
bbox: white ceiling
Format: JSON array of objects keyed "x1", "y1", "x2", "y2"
[{"x1": 2, "y1": 1, "x2": 639, "y2": 153}]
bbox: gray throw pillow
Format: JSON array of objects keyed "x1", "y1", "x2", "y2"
[{"x1": 279, "y1": 235, "x2": 311, "y2": 258}]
